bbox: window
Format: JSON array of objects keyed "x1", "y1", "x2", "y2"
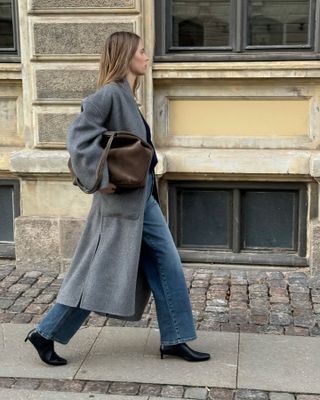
[
  {"x1": 0, "y1": 180, "x2": 20, "y2": 257},
  {"x1": 155, "y1": 0, "x2": 320, "y2": 61},
  {"x1": 169, "y1": 181, "x2": 307, "y2": 266},
  {"x1": 0, "y1": 0, "x2": 19, "y2": 59}
]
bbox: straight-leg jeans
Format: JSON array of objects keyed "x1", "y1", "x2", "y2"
[{"x1": 37, "y1": 173, "x2": 196, "y2": 345}]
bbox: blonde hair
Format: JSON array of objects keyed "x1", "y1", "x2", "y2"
[{"x1": 97, "y1": 31, "x2": 141, "y2": 94}]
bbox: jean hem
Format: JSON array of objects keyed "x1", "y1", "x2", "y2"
[
  {"x1": 160, "y1": 334, "x2": 197, "y2": 346},
  {"x1": 36, "y1": 328, "x2": 69, "y2": 345}
]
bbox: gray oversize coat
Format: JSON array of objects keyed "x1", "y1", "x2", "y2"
[{"x1": 57, "y1": 79, "x2": 156, "y2": 320}]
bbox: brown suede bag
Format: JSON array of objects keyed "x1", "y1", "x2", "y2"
[{"x1": 68, "y1": 131, "x2": 153, "y2": 194}]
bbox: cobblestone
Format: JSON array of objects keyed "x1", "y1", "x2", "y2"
[
  {"x1": 1, "y1": 265, "x2": 320, "y2": 337},
  {"x1": 82, "y1": 380, "x2": 110, "y2": 393},
  {"x1": 184, "y1": 387, "x2": 207, "y2": 399},
  {"x1": 0, "y1": 376, "x2": 314, "y2": 399},
  {"x1": 161, "y1": 385, "x2": 184, "y2": 398},
  {"x1": 269, "y1": 393, "x2": 295, "y2": 400},
  {"x1": 108, "y1": 381, "x2": 140, "y2": 395},
  {"x1": 234, "y1": 389, "x2": 268, "y2": 399}
]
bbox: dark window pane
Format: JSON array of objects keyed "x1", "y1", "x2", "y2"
[
  {"x1": 247, "y1": 0, "x2": 311, "y2": 46},
  {"x1": 172, "y1": 0, "x2": 230, "y2": 47},
  {"x1": 179, "y1": 190, "x2": 231, "y2": 247},
  {"x1": 242, "y1": 191, "x2": 297, "y2": 249},
  {"x1": 0, "y1": 186, "x2": 14, "y2": 242},
  {"x1": 0, "y1": 1, "x2": 14, "y2": 49}
]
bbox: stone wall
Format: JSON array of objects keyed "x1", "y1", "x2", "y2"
[{"x1": 9, "y1": 0, "x2": 149, "y2": 271}]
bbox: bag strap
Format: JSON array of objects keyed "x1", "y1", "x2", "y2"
[{"x1": 71, "y1": 132, "x2": 116, "y2": 194}]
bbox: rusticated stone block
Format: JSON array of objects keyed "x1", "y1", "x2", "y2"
[
  {"x1": 59, "y1": 218, "x2": 85, "y2": 258},
  {"x1": 310, "y1": 221, "x2": 320, "y2": 274},
  {"x1": 34, "y1": 23, "x2": 133, "y2": 55},
  {"x1": 35, "y1": 70, "x2": 97, "y2": 100},
  {"x1": 30, "y1": 0, "x2": 135, "y2": 9},
  {"x1": 15, "y1": 217, "x2": 61, "y2": 271},
  {"x1": 37, "y1": 113, "x2": 78, "y2": 144}
]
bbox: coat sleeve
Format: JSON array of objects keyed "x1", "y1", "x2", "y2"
[{"x1": 67, "y1": 93, "x2": 112, "y2": 192}]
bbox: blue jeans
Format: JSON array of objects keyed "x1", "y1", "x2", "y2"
[{"x1": 37, "y1": 173, "x2": 196, "y2": 345}]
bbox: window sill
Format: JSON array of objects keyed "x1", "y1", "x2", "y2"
[
  {"x1": 155, "y1": 148, "x2": 313, "y2": 178},
  {"x1": 0, "y1": 63, "x2": 22, "y2": 80},
  {"x1": 153, "y1": 60, "x2": 320, "y2": 79}
]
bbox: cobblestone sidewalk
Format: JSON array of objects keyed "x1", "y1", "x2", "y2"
[
  {"x1": 1, "y1": 377, "x2": 320, "y2": 400},
  {"x1": 1, "y1": 263, "x2": 320, "y2": 336},
  {"x1": 2, "y1": 262, "x2": 320, "y2": 399}
]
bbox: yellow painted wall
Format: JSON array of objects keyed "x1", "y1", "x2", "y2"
[{"x1": 169, "y1": 99, "x2": 310, "y2": 137}]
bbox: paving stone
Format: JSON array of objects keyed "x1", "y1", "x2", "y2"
[
  {"x1": 269, "y1": 287, "x2": 288, "y2": 296},
  {"x1": 240, "y1": 324, "x2": 260, "y2": 333},
  {"x1": 285, "y1": 325, "x2": 309, "y2": 336},
  {"x1": 9, "y1": 297, "x2": 33, "y2": 313},
  {"x1": 105, "y1": 318, "x2": 126, "y2": 327},
  {"x1": 235, "y1": 389, "x2": 268, "y2": 400},
  {"x1": 87, "y1": 315, "x2": 107, "y2": 327},
  {"x1": 0, "y1": 377, "x2": 15, "y2": 388},
  {"x1": 139, "y1": 383, "x2": 162, "y2": 396},
  {"x1": 293, "y1": 311, "x2": 315, "y2": 328},
  {"x1": 296, "y1": 395, "x2": 320, "y2": 400},
  {"x1": 268, "y1": 280, "x2": 288, "y2": 288},
  {"x1": 108, "y1": 381, "x2": 140, "y2": 395},
  {"x1": 82, "y1": 380, "x2": 110, "y2": 393},
  {"x1": 259, "y1": 325, "x2": 284, "y2": 335},
  {"x1": 21, "y1": 288, "x2": 43, "y2": 298},
  {"x1": 267, "y1": 271, "x2": 284, "y2": 280},
  {"x1": 13, "y1": 378, "x2": 41, "y2": 390},
  {"x1": 271, "y1": 304, "x2": 292, "y2": 313},
  {"x1": 184, "y1": 387, "x2": 207, "y2": 399},
  {"x1": 25, "y1": 303, "x2": 49, "y2": 315},
  {"x1": 247, "y1": 271, "x2": 267, "y2": 284},
  {"x1": 206, "y1": 299, "x2": 228, "y2": 307},
  {"x1": 270, "y1": 296, "x2": 290, "y2": 304},
  {"x1": 11, "y1": 313, "x2": 33, "y2": 323},
  {"x1": 208, "y1": 387, "x2": 233, "y2": 400},
  {"x1": 34, "y1": 292, "x2": 57, "y2": 304},
  {"x1": 270, "y1": 312, "x2": 293, "y2": 326},
  {"x1": 249, "y1": 315, "x2": 269, "y2": 325},
  {"x1": 62, "y1": 380, "x2": 85, "y2": 392},
  {"x1": 310, "y1": 323, "x2": 320, "y2": 336},
  {"x1": 38, "y1": 379, "x2": 70, "y2": 391},
  {"x1": 192, "y1": 280, "x2": 209, "y2": 288},
  {"x1": 161, "y1": 385, "x2": 184, "y2": 398},
  {"x1": 288, "y1": 284, "x2": 310, "y2": 293},
  {"x1": 8, "y1": 283, "x2": 31, "y2": 293},
  {"x1": 249, "y1": 284, "x2": 268, "y2": 293},
  {"x1": 0, "y1": 311, "x2": 15, "y2": 322},
  {"x1": 0, "y1": 298, "x2": 15, "y2": 309},
  {"x1": 24, "y1": 271, "x2": 43, "y2": 278},
  {"x1": 17, "y1": 277, "x2": 38, "y2": 285},
  {"x1": 269, "y1": 392, "x2": 295, "y2": 400}
]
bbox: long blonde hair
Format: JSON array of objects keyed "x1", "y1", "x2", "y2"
[{"x1": 97, "y1": 31, "x2": 141, "y2": 94}]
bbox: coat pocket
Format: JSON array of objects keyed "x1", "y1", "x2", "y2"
[{"x1": 98, "y1": 187, "x2": 144, "y2": 220}]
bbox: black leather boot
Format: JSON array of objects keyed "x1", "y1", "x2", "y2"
[
  {"x1": 24, "y1": 329, "x2": 67, "y2": 366},
  {"x1": 160, "y1": 343, "x2": 210, "y2": 362}
]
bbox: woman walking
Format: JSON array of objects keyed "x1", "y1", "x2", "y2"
[{"x1": 25, "y1": 31, "x2": 210, "y2": 366}]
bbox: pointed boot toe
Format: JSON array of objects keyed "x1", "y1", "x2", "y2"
[
  {"x1": 160, "y1": 343, "x2": 210, "y2": 362},
  {"x1": 25, "y1": 329, "x2": 67, "y2": 366}
]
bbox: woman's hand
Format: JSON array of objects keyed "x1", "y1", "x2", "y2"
[{"x1": 99, "y1": 182, "x2": 117, "y2": 194}]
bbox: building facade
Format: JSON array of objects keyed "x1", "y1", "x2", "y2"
[{"x1": 1, "y1": 0, "x2": 320, "y2": 273}]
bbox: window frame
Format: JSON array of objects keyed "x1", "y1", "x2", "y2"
[
  {"x1": 0, "y1": 0, "x2": 20, "y2": 62},
  {"x1": 0, "y1": 180, "x2": 20, "y2": 258},
  {"x1": 155, "y1": 0, "x2": 320, "y2": 62},
  {"x1": 168, "y1": 181, "x2": 308, "y2": 267}
]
